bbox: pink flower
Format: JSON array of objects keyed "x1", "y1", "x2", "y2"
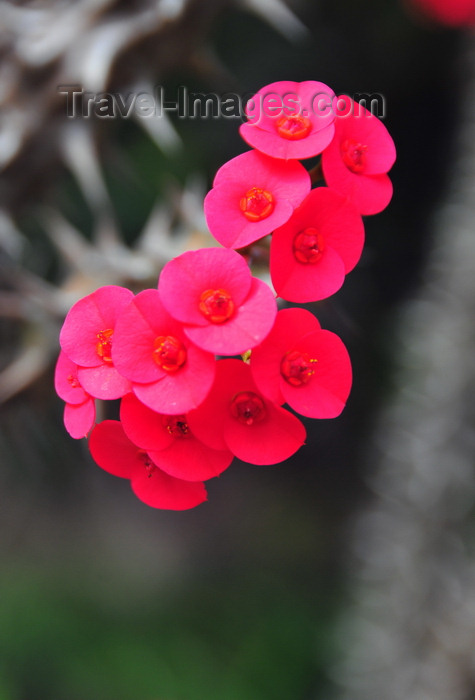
[
  {"x1": 407, "y1": 0, "x2": 475, "y2": 25},
  {"x1": 239, "y1": 80, "x2": 336, "y2": 160},
  {"x1": 158, "y1": 247, "x2": 277, "y2": 355},
  {"x1": 54, "y1": 351, "x2": 96, "y2": 438},
  {"x1": 120, "y1": 393, "x2": 234, "y2": 481},
  {"x1": 270, "y1": 187, "x2": 364, "y2": 302},
  {"x1": 250, "y1": 308, "x2": 352, "y2": 419},
  {"x1": 204, "y1": 150, "x2": 311, "y2": 249},
  {"x1": 187, "y1": 359, "x2": 306, "y2": 465},
  {"x1": 88, "y1": 420, "x2": 207, "y2": 510},
  {"x1": 111, "y1": 289, "x2": 216, "y2": 415},
  {"x1": 59, "y1": 285, "x2": 133, "y2": 400},
  {"x1": 321, "y1": 97, "x2": 396, "y2": 215}
]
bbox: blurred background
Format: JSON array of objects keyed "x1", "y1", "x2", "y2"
[{"x1": 1, "y1": 0, "x2": 474, "y2": 698}]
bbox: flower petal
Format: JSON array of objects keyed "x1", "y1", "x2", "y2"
[
  {"x1": 77, "y1": 364, "x2": 131, "y2": 400},
  {"x1": 88, "y1": 420, "x2": 141, "y2": 478},
  {"x1": 120, "y1": 393, "x2": 175, "y2": 451},
  {"x1": 159, "y1": 247, "x2": 252, "y2": 325},
  {"x1": 184, "y1": 278, "x2": 277, "y2": 355},
  {"x1": 250, "y1": 308, "x2": 320, "y2": 404},
  {"x1": 132, "y1": 343, "x2": 215, "y2": 415},
  {"x1": 63, "y1": 399, "x2": 95, "y2": 439},
  {"x1": 223, "y1": 401, "x2": 306, "y2": 465},
  {"x1": 54, "y1": 351, "x2": 89, "y2": 404},
  {"x1": 130, "y1": 469, "x2": 207, "y2": 510},
  {"x1": 240, "y1": 80, "x2": 336, "y2": 159},
  {"x1": 204, "y1": 151, "x2": 310, "y2": 249},
  {"x1": 271, "y1": 234, "x2": 346, "y2": 303},
  {"x1": 60, "y1": 286, "x2": 133, "y2": 367},
  {"x1": 280, "y1": 329, "x2": 352, "y2": 418},
  {"x1": 148, "y1": 438, "x2": 233, "y2": 481}
]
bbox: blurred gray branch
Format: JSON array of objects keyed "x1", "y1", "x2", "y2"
[
  {"x1": 0, "y1": 0, "x2": 302, "y2": 402},
  {"x1": 335, "y1": 35, "x2": 475, "y2": 700}
]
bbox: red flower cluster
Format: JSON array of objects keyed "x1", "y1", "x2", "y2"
[
  {"x1": 55, "y1": 79, "x2": 395, "y2": 510},
  {"x1": 206, "y1": 83, "x2": 395, "y2": 302}
]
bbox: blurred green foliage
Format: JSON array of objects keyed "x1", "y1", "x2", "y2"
[{"x1": 0, "y1": 566, "x2": 339, "y2": 700}]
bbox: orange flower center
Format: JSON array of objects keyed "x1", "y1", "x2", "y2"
[
  {"x1": 341, "y1": 139, "x2": 368, "y2": 173},
  {"x1": 280, "y1": 350, "x2": 317, "y2": 387},
  {"x1": 199, "y1": 288, "x2": 235, "y2": 324},
  {"x1": 293, "y1": 227, "x2": 325, "y2": 264},
  {"x1": 240, "y1": 187, "x2": 275, "y2": 222},
  {"x1": 276, "y1": 113, "x2": 312, "y2": 140},
  {"x1": 96, "y1": 328, "x2": 114, "y2": 364},
  {"x1": 162, "y1": 415, "x2": 191, "y2": 439},
  {"x1": 230, "y1": 391, "x2": 266, "y2": 425},
  {"x1": 153, "y1": 335, "x2": 187, "y2": 372}
]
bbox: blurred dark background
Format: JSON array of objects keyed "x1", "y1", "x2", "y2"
[{"x1": 0, "y1": 1, "x2": 469, "y2": 698}]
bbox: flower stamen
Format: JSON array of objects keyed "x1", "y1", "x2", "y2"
[
  {"x1": 240, "y1": 187, "x2": 275, "y2": 222},
  {"x1": 293, "y1": 227, "x2": 326, "y2": 264},
  {"x1": 138, "y1": 451, "x2": 157, "y2": 478},
  {"x1": 162, "y1": 415, "x2": 191, "y2": 439},
  {"x1": 199, "y1": 289, "x2": 235, "y2": 323},
  {"x1": 341, "y1": 139, "x2": 368, "y2": 173},
  {"x1": 230, "y1": 391, "x2": 266, "y2": 425},
  {"x1": 153, "y1": 335, "x2": 187, "y2": 372},
  {"x1": 96, "y1": 328, "x2": 114, "y2": 364},
  {"x1": 281, "y1": 350, "x2": 317, "y2": 387},
  {"x1": 276, "y1": 114, "x2": 312, "y2": 140},
  {"x1": 67, "y1": 374, "x2": 81, "y2": 388}
]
